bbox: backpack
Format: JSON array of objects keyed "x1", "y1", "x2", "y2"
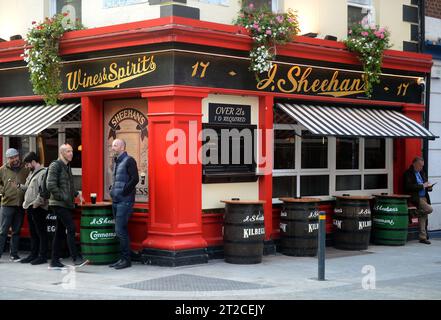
[{"x1": 39, "y1": 160, "x2": 59, "y2": 200}]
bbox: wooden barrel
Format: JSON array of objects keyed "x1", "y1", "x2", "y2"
[
  {"x1": 333, "y1": 196, "x2": 372, "y2": 250},
  {"x1": 372, "y1": 194, "x2": 409, "y2": 246},
  {"x1": 80, "y1": 203, "x2": 119, "y2": 265},
  {"x1": 221, "y1": 200, "x2": 265, "y2": 264},
  {"x1": 279, "y1": 198, "x2": 320, "y2": 256}
]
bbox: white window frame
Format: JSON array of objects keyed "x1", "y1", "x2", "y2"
[
  {"x1": 348, "y1": 0, "x2": 376, "y2": 25},
  {"x1": 196, "y1": 0, "x2": 230, "y2": 6},
  {"x1": 272, "y1": 123, "x2": 393, "y2": 204}
]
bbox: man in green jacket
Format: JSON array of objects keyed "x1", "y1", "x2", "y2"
[
  {"x1": 47, "y1": 143, "x2": 85, "y2": 269},
  {"x1": 0, "y1": 148, "x2": 29, "y2": 262}
]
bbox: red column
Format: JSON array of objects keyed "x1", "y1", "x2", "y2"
[
  {"x1": 393, "y1": 104, "x2": 425, "y2": 194},
  {"x1": 141, "y1": 87, "x2": 208, "y2": 262},
  {"x1": 81, "y1": 96, "x2": 104, "y2": 203},
  {"x1": 258, "y1": 95, "x2": 274, "y2": 241}
]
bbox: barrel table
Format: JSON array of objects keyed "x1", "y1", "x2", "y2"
[
  {"x1": 333, "y1": 196, "x2": 373, "y2": 251},
  {"x1": 372, "y1": 194, "x2": 410, "y2": 246},
  {"x1": 279, "y1": 198, "x2": 320, "y2": 256},
  {"x1": 80, "y1": 202, "x2": 119, "y2": 265},
  {"x1": 221, "y1": 200, "x2": 266, "y2": 264}
]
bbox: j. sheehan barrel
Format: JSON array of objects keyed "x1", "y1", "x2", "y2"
[
  {"x1": 333, "y1": 196, "x2": 373, "y2": 250},
  {"x1": 221, "y1": 200, "x2": 266, "y2": 264},
  {"x1": 80, "y1": 203, "x2": 119, "y2": 265},
  {"x1": 279, "y1": 198, "x2": 320, "y2": 256},
  {"x1": 372, "y1": 194, "x2": 410, "y2": 246}
]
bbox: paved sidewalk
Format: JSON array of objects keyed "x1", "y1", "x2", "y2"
[{"x1": 1, "y1": 239, "x2": 441, "y2": 300}]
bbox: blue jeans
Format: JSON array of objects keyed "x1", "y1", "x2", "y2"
[{"x1": 112, "y1": 202, "x2": 133, "y2": 261}]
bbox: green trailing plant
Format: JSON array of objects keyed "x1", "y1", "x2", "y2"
[
  {"x1": 235, "y1": 3, "x2": 300, "y2": 78},
  {"x1": 345, "y1": 17, "x2": 391, "y2": 98},
  {"x1": 23, "y1": 13, "x2": 84, "y2": 105}
]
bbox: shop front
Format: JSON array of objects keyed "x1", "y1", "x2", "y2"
[{"x1": 0, "y1": 16, "x2": 437, "y2": 266}]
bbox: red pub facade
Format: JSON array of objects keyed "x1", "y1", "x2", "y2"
[{"x1": 0, "y1": 16, "x2": 436, "y2": 266}]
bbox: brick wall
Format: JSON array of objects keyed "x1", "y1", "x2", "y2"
[{"x1": 426, "y1": 0, "x2": 441, "y2": 19}]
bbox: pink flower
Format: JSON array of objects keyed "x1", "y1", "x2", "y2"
[
  {"x1": 379, "y1": 27, "x2": 385, "y2": 33},
  {"x1": 380, "y1": 34, "x2": 385, "y2": 39},
  {"x1": 266, "y1": 29, "x2": 272, "y2": 35},
  {"x1": 348, "y1": 29, "x2": 352, "y2": 34},
  {"x1": 249, "y1": 3, "x2": 254, "y2": 9},
  {"x1": 361, "y1": 31, "x2": 369, "y2": 37},
  {"x1": 276, "y1": 15, "x2": 283, "y2": 23},
  {"x1": 253, "y1": 23, "x2": 259, "y2": 29}
]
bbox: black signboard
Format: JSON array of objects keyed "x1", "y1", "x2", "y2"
[
  {"x1": 208, "y1": 103, "x2": 251, "y2": 124},
  {"x1": 0, "y1": 49, "x2": 424, "y2": 104}
]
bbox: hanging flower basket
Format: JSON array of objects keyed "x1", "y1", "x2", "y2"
[
  {"x1": 22, "y1": 13, "x2": 84, "y2": 105},
  {"x1": 235, "y1": 3, "x2": 300, "y2": 78},
  {"x1": 344, "y1": 18, "x2": 391, "y2": 98}
]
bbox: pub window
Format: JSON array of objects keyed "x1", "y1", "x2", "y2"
[
  {"x1": 301, "y1": 132, "x2": 328, "y2": 169},
  {"x1": 336, "y1": 137, "x2": 359, "y2": 170},
  {"x1": 364, "y1": 138, "x2": 385, "y2": 169},
  {"x1": 274, "y1": 130, "x2": 295, "y2": 170},
  {"x1": 272, "y1": 175, "x2": 296, "y2": 198},
  {"x1": 336, "y1": 174, "x2": 362, "y2": 191},
  {"x1": 202, "y1": 123, "x2": 257, "y2": 183},
  {"x1": 300, "y1": 175, "x2": 329, "y2": 197},
  {"x1": 348, "y1": 0, "x2": 374, "y2": 29}
]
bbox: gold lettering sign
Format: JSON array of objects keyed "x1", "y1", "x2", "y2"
[
  {"x1": 257, "y1": 64, "x2": 366, "y2": 97},
  {"x1": 65, "y1": 55, "x2": 156, "y2": 91}
]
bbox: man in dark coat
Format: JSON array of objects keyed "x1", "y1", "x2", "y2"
[
  {"x1": 109, "y1": 139, "x2": 139, "y2": 270},
  {"x1": 47, "y1": 144, "x2": 86, "y2": 269},
  {"x1": 403, "y1": 156, "x2": 433, "y2": 244}
]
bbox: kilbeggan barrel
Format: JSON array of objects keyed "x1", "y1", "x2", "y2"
[
  {"x1": 80, "y1": 203, "x2": 119, "y2": 265},
  {"x1": 221, "y1": 200, "x2": 265, "y2": 264},
  {"x1": 279, "y1": 198, "x2": 320, "y2": 256},
  {"x1": 372, "y1": 194, "x2": 409, "y2": 246},
  {"x1": 333, "y1": 196, "x2": 372, "y2": 250}
]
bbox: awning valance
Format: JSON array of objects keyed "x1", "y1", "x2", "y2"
[
  {"x1": 0, "y1": 103, "x2": 80, "y2": 136},
  {"x1": 276, "y1": 103, "x2": 438, "y2": 140}
]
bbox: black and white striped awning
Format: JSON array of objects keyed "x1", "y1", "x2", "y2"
[
  {"x1": 276, "y1": 103, "x2": 438, "y2": 140},
  {"x1": 0, "y1": 103, "x2": 80, "y2": 136}
]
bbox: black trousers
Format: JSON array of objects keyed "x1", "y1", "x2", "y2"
[
  {"x1": 27, "y1": 207, "x2": 49, "y2": 259},
  {"x1": 51, "y1": 206, "x2": 79, "y2": 262}
]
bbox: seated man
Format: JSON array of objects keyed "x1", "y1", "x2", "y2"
[{"x1": 403, "y1": 156, "x2": 434, "y2": 244}]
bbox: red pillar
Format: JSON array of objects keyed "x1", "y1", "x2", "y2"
[
  {"x1": 258, "y1": 95, "x2": 274, "y2": 243},
  {"x1": 393, "y1": 104, "x2": 425, "y2": 194},
  {"x1": 81, "y1": 96, "x2": 104, "y2": 203},
  {"x1": 141, "y1": 87, "x2": 208, "y2": 266}
]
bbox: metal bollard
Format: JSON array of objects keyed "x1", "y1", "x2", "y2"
[{"x1": 318, "y1": 211, "x2": 326, "y2": 281}]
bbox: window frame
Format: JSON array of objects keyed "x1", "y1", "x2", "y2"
[
  {"x1": 272, "y1": 122, "x2": 393, "y2": 204},
  {"x1": 347, "y1": 0, "x2": 375, "y2": 27}
]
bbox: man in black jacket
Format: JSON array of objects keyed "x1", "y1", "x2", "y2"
[
  {"x1": 109, "y1": 139, "x2": 139, "y2": 270},
  {"x1": 403, "y1": 156, "x2": 433, "y2": 244},
  {"x1": 47, "y1": 144, "x2": 85, "y2": 269}
]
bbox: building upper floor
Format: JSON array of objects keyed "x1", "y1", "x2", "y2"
[{"x1": 0, "y1": 0, "x2": 423, "y2": 52}]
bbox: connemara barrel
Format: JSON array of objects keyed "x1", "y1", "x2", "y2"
[
  {"x1": 80, "y1": 203, "x2": 119, "y2": 265},
  {"x1": 279, "y1": 198, "x2": 320, "y2": 256},
  {"x1": 372, "y1": 194, "x2": 410, "y2": 246},
  {"x1": 333, "y1": 196, "x2": 372, "y2": 250},
  {"x1": 221, "y1": 200, "x2": 265, "y2": 264}
]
